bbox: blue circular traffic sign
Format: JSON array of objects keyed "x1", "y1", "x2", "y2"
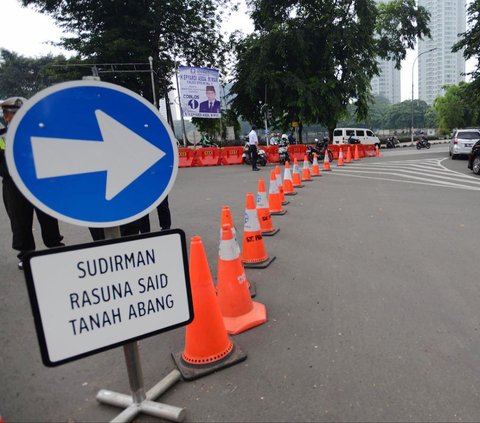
[{"x1": 5, "y1": 81, "x2": 178, "y2": 227}]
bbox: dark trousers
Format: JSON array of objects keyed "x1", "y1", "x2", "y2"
[
  {"x1": 138, "y1": 196, "x2": 171, "y2": 233},
  {"x1": 2, "y1": 178, "x2": 64, "y2": 259},
  {"x1": 249, "y1": 144, "x2": 258, "y2": 169},
  {"x1": 89, "y1": 196, "x2": 171, "y2": 241}
]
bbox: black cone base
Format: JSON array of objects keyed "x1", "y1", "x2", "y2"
[
  {"x1": 172, "y1": 342, "x2": 247, "y2": 382},
  {"x1": 262, "y1": 228, "x2": 280, "y2": 237},
  {"x1": 243, "y1": 255, "x2": 276, "y2": 269}
]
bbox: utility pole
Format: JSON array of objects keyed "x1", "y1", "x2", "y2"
[{"x1": 411, "y1": 47, "x2": 437, "y2": 146}]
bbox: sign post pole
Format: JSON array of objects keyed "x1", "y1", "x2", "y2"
[
  {"x1": 95, "y1": 227, "x2": 186, "y2": 423},
  {"x1": 8, "y1": 80, "x2": 188, "y2": 422}
]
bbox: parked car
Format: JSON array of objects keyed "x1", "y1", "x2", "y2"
[
  {"x1": 332, "y1": 127, "x2": 381, "y2": 149},
  {"x1": 449, "y1": 128, "x2": 480, "y2": 159},
  {"x1": 467, "y1": 140, "x2": 480, "y2": 174}
]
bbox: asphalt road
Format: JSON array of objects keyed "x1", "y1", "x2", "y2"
[{"x1": 2, "y1": 144, "x2": 480, "y2": 422}]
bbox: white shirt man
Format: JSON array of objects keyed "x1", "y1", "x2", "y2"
[
  {"x1": 248, "y1": 127, "x2": 258, "y2": 145},
  {"x1": 247, "y1": 125, "x2": 260, "y2": 170}
]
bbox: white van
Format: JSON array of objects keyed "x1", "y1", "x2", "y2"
[{"x1": 333, "y1": 127, "x2": 380, "y2": 147}]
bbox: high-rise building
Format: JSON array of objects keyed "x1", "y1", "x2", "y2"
[
  {"x1": 371, "y1": 0, "x2": 401, "y2": 104},
  {"x1": 417, "y1": 0, "x2": 466, "y2": 105},
  {"x1": 371, "y1": 59, "x2": 401, "y2": 104}
]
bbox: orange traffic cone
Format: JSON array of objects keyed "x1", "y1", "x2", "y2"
[
  {"x1": 283, "y1": 161, "x2": 297, "y2": 195},
  {"x1": 242, "y1": 192, "x2": 276, "y2": 268},
  {"x1": 337, "y1": 148, "x2": 345, "y2": 166},
  {"x1": 172, "y1": 235, "x2": 246, "y2": 381},
  {"x1": 221, "y1": 205, "x2": 256, "y2": 297},
  {"x1": 268, "y1": 170, "x2": 287, "y2": 215},
  {"x1": 217, "y1": 224, "x2": 267, "y2": 335},
  {"x1": 311, "y1": 153, "x2": 321, "y2": 176},
  {"x1": 221, "y1": 205, "x2": 240, "y2": 253},
  {"x1": 256, "y1": 179, "x2": 279, "y2": 236},
  {"x1": 375, "y1": 145, "x2": 380, "y2": 157},
  {"x1": 301, "y1": 155, "x2": 312, "y2": 181},
  {"x1": 346, "y1": 145, "x2": 352, "y2": 163},
  {"x1": 275, "y1": 165, "x2": 289, "y2": 205},
  {"x1": 292, "y1": 158, "x2": 304, "y2": 188},
  {"x1": 354, "y1": 144, "x2": 360, "y2": 161},
  {"x1": 323, "y1": 150, "x2": 332, "y2": 171}
]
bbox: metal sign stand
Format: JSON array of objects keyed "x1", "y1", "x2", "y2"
[{"x1": 96, "y1": 227, "x2": 186, "y2": 423}]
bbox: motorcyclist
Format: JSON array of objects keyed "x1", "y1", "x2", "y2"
[
  {"x1": 269, "y1": 133, "x2": 278, "y2": 145},
  {"x1": 348, "y1": 134, "x2": 359, "y2": 144}
]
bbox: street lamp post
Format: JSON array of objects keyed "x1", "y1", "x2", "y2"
[{"x1": 411, "y1": 47, "x2": 437, "y2": 145}]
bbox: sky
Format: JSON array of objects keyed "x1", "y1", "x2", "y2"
[{"x1": 0, "y1": 0, "x2": 475, "y2": 102}]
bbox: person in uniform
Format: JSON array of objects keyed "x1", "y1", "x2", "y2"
[
  {"x1": 0, "y1": 97, "x2": 65, "y2": 269},
  {"x1": 248, "y1": 124, "x2": 260, "y2": 171}
]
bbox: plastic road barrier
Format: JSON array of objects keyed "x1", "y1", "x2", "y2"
[
  {"x1": 287, "y1": 145, "x2": 307, "y2": 162},
  {"x1": 221, "y1": 146, "x2": 245, "y2": 165},
  {"x1": 178, "y1": 148, "x2": 196, "y2": 168},
  {"x1": 196, "y1": 148, "x2": 221, "y2": 166},
  {"x1": 265, "y1": 146, "x2": 280, "y2": 163}
]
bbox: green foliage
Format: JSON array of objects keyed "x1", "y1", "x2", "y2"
[
  {"x1": 453, "y1": 0, "x2": 480, "y2": 85},
  {"x1": 383, "y1": 99, "x2": 429, "y2": 129},
  {"x1": 21, "y1": 0, "x2": 231, "y2": 103},
  {"x1": 375, "y1": 0, "x2": 431, "y2": 68},
  {"x1": 434, "y1": 82, "x2": 480, "y2": 134},
  {"x1": 230, "y1": 0, "x2": 430, "y2": 134},
  {"x1": 423, "y1": 106, "x2": 437, "y2": 128},
  {"x1": 333, "y1": 95, "x2": 435, "y2": 132},
  {"x1": 0, "y1": 49, "x2": 86, "y2": 98},
  {"x1": 191, "y1": 108, "x2": 241, "y2": 144}
]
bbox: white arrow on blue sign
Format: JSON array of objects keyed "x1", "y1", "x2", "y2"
[{"x1": 5, "y1": 81, "x2": 178, "y2": 227}]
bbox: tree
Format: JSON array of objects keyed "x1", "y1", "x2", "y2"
[
  {"x1": 453, "y1": 0, "x2": 480, "y2": 87},
  {"x1": 0, "y1": 49, "x2": 85, "y2": 99},
  {"x1": 21, "y1": 0, "x2": 231, "y2": 106},
  {"x1": 381, "y1": 99, "x2": 428, "y2": 130},
  {"x1": 434, "y1": 82, "x2": 480, "y2": 134},
  {"x1": 230, "y1": 0, "x2": 430, "y2": 140}
]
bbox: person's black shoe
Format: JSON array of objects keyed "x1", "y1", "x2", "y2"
[
  {"x1": 252, "y1": 168, "x2": 260, "y2": 171},
  {"x1": 18, "y1": 260, "x2": 24, "y2": 270}
]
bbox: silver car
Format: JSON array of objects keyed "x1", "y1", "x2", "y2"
[{"x1": 449, "y1": 129, "x2": 480, "y2": 159}]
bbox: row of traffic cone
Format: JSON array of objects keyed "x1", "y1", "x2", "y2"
[
  {"x1": 173, "y1": 145, "x2": 381, "y2": 380},
  {"x1": 173, "y1": 199, "x2": 271, "y2": 380}
]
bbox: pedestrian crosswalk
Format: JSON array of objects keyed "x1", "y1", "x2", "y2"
[{"x1": 330, "y1": 158, "x2": 480, "y2": 191}]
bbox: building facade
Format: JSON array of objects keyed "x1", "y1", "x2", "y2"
[
  {"x1": 371, "y1": 59, "x2": 401, "y2": 104},
  {"x1": 417, "y1": 0, "x2": 466, "y2": 105}
]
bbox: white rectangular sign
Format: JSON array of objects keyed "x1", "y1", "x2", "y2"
[
  {"x1": 24, "y1": 230, "x2": 192, "y2": 367},
  {"x1": 178, "y1": 66, "x2": 221, "y2": 118}
]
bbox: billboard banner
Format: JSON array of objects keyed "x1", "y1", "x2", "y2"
[{"x1": 178, "y1": 66, "x2": 221, "y2": 119}]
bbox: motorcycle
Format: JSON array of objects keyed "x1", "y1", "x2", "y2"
[
  {"x1": 197, "y1": 134, "x2": 219, "y2": 148},
  {"x1": 278, "y1": 140, "x2": 290, "y2": 164},
  {"x1": 243, "y1": 143, "x2": 267, "y2": 166},
  {"x1": 386, "y1": 136, "x2": 400, "y2": 148},
  {"x1": 347, "y1": 135, "x2": 361, "y2": 144},
  {"x1": 416, "y1": 136, "x2": 431, "y2": 150},
  {"x1": 307, "y1": 138, "x2": 333, "y2": 163}
]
